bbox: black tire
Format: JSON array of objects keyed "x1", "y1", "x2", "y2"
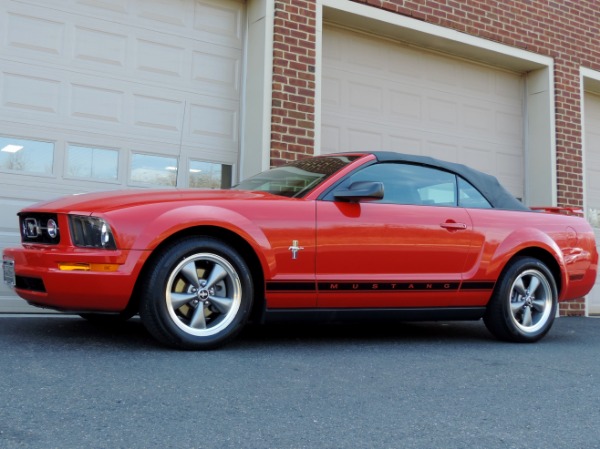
[
  {"x1": 139, "y1": 236, "x2": 253, "y2": 349},
  {"x1": 484, "y1": 256, "x2": 558, "y2": 343}
]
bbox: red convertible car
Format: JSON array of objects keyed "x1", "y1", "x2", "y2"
[{"x1": 2, "y1": 152, "x2": 598, "y2": 349}]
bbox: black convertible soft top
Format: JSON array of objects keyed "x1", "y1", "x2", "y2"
[{"x1": 372, "y1": 151, "x2": 530, "y2": 211}]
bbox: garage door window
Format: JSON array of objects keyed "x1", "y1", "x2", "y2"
[
  {"x1": 130, "y1": 153, "x2": 177, "y2": 187},
  {"x1": 189, "y1": 160, "x2": 232, "y2": 189},
  {"x1": 66, "y1": 145, "x2": 119, "y2": 181},
  {"x1": 0, "y1": 137, "x2": 54, "y2": 175}
]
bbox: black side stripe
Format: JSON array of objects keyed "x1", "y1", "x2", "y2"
[
  {"x1": 460, "y1": 281, "x2": 496, "y2": 290},
  {"x1": 266, "y1": 282, "x2": 315, "y2": 292}
]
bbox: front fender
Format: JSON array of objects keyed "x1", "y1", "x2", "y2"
[{"x1": 106, "y1": 204, "x2": 276, "y2": 279}]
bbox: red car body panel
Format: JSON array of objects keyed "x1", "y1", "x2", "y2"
[{"x1": 3, "y1": 153, "x2": 598, "y2": 318}]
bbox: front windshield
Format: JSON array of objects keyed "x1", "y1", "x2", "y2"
[{"x1": 233, "y1": 155, "x2": 359, "y2": 198}]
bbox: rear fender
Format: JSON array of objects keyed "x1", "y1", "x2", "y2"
[{"x1": 486, "y1": 227, "x2": 567, "y2": 294}]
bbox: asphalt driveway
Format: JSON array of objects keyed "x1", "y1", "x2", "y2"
[{"x1": 1, "y1": 315, "x2": 599, "y2": 449}]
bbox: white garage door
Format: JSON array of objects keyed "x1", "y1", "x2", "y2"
[
  {"x1": 321, "y1": 25, "x2": 525, "y2": 200},
  {"x1": 0, "y1": 0, "x2": 245, "y2": 312},
  {"x1": 584, "y1": 92, "x2": 600, "y2": 315}
]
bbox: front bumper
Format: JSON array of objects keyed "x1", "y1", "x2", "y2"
[{"x1": 3, "y1": 245, "x2": 149, "y2": 312}]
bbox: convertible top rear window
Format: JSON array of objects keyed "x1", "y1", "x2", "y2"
[{"x1": 233, "y1": 156, "x2": 359, "y2": 198}]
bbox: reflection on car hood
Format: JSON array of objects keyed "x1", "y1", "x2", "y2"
[{"x1": 21, "y1": 189, "x2": 284, "y2": 214}]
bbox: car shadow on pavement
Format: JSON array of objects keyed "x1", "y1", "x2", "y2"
[
  {"x1": 235, "y1": 320, "x2": 497, "y2": 349},
  {"x1": 0, "y1": 315, "x2": 500, "y2": 351}
]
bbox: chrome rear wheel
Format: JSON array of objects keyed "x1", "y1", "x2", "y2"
[
  {"x1": 508, "y1": 268, "x2": 553, "y2": 334},
  {"x1": 484, "y1": 257, "x2": 557, "y2": 343}
]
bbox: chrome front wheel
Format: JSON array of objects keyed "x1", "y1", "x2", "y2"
[
  {"x1": 140, "y1": 237, "x2": 253, "y2": 349},
  {"x1": 166, "y1": 253, "x2": 242, "y2": 337}
]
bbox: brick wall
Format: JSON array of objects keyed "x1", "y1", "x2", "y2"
[
  {"x1": 271, "y1": 0, "x2": 317, "y2": 167},
  {"x1": 271, "y1": 0, "x2": 599, "y2": 315},
  {"x1": 560, "y1": 300, "x2": 586, "y2": 316}
]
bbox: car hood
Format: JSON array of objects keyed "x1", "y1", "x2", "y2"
[{"x1": 21, "y1": 189, "x2": 285, "y2": 214}]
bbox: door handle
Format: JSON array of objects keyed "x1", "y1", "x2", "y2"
[{"x1": 440, "y1": 221, "x2": 467, "y2": 230}]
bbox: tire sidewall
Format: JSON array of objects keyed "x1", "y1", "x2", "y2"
[
  {"x1": 496, "y1": 257, "x2": 558, "y2": 342},
  {"x1": 141, "y1": 237, "x2": 253, "y2": 349}
]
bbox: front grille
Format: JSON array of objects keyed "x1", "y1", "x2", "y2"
[
  {"x1": 15, "y1": 276, "x2": 46, "y2": 293},
  {"x1": 18, "y1": 213, "x2": 60, "y2": 245}
]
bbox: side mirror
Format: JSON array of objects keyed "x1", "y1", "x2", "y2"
[{"x1": 333, "y1": 181, "x2": 384, "y2": 202}]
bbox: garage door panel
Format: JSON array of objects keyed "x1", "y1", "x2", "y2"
[
  {"x1": 71, "y1": 83, "x2": 124, "y2": 123},
  {"x1": 348, "y1": 81, "x2": 384, "y2": 115},
  {"x1": 11, "y1": 0, "x2": 246, "y2": 48},
  {"x1": 322, "y1": 25, "x2": 525, "y2": 201},
  {"x1": 389, "y1": 135, "x2": 423, "y2": 154},
  {"x1": 76, "y1": 0, "x2": 128, "y2": 15},
  {"x1": 74, "y1": 26, "x2": 128, "y2": 68},
  {"x1": 136, "y1": 0, "x2": 192, "y2": 28},
  {"x1": 389, "y1": 89, "x2": 422, "y2": 122},
  {"x1": 134, "y1": 33, "x2": 242, "y2": 97},
  {"x1": 2, "y1": 70, "x2": 62, "y2": 115},
  {"x1": 133, "y1": 95, "x2": 184, "y2": 133},
  {"x1": 6, "y1": 10, "x2": 65, "y2": 56},
  {"x1": 335, "y1": 31, "x2": 386, "y2": 71},
  {"x1": 425, "y1": 57, "x2": 461, "y2": 88},
  {"x1": 464, "y1": 104, "x2": 494, "y2": 134},
  {"x1": 585, "y1": 92, "x2": 600, "y2": 314},
  {"x1": 321, "y1": 124, "x2": 341, "y2": 153},
  {"x1": 496, "y1": 110, "x2": 523, "y2": 143},
  {"x1": 495, "y1": 72, "x2": 524, "y2": 100},
  {"x1": 427, "y1": 97, "x2": 458, "y2": 127},
  {"x1": 189, "y1": 99, "x2": 239, "y2": 145},
  {"x1": 3, "y1": 1, "x2": 243, "y2": 100},
  {"x1": 347, "y1": 128, "x2": 384, "y2": 152},
  {"x1": 192, "y1": 49, "x2": 241, "y2": 95},
  {"x1": 388, "y1": 47, "x2": 425, "y2": 80},
  {"x1": 135, "y1": 39, "x2": 187, "y2": 79},
  {"x1": 460, "y1": 64, "x2": 493, "y2": 93},
  {"x1": 2, "y1": 60, "x2": 240, "y2": 150},
  {"x1": 192, "y1": 0, "x2": 244, "y2": 47},
  {"x1": 496, "y1": 151, "x2": 524, "y2": 197}
]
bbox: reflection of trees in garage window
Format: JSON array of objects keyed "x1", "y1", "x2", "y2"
[
  {"x1": 67, "y1": 145, "x2": 118, "y2": 181},
  {"x1": 130, "y1": 153, "x2": 177, "y2": 187},
  {"x1": 189, "y1": 160, "x2": 232, "y2": 189},
  {"x1": 0, "y1": 137, "x2": 54, "y2": 174}
]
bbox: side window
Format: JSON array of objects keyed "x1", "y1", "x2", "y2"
[
  {"x1": 458, "y1": 177, "x2": 492, "y2": 209},
  {"x1": 417, "y1": 180, "x2": 456, "y2": 206},
  {"x1": 337, "y1": 162, "x2": 457, "y2": 206}
]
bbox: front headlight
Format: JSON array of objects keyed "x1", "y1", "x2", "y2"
[{"x1": 68, "y1": 215, "x2": 117, "y2": 250}]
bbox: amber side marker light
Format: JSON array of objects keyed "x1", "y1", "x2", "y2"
[{"x1": 58, "y1": 263, "x2": 119, "y2": 272}]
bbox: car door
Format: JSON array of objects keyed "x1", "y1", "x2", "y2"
[{"x1": 316, "y1": 162, "x2": 477, "y2": 308}]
